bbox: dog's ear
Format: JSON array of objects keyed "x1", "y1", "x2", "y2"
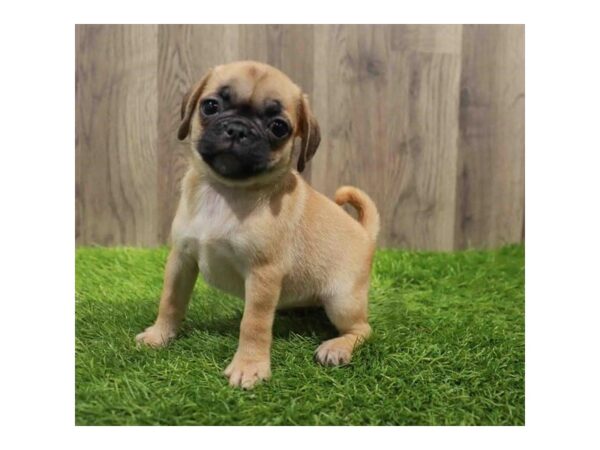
[
  {"x1": 296, "y1": 94, "x2": 321, "y2": 173},
  {"x1": 177, "y1": 69, "x2": 213, "y2": 141}
]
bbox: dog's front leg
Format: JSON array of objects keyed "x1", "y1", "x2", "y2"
[
  {"x1": 136, "y1": 248, "x2": 198, "y2": 348},
  {"x1": 224, "y1": 267, "x2": 281, "y2": 389}
]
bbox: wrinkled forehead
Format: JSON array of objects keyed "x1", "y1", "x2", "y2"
[{"x1": 203, "y1": 63, "x2": 301, "y2": 120}]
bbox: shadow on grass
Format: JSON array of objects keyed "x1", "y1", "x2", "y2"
[
  {"x1": 178, "y1": 306, "x2": 337, "y2": 342},
  {"x1": 274, "y1": 307, "x2": 337, "y2": 340}
]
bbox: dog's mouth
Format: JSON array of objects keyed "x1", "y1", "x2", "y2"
[
  {"x1": 209, "y1": 152, "x2": 246, "y2": 178},
  {"x1": 197, "y1": 143, "x2": 271, "y2": 180}
]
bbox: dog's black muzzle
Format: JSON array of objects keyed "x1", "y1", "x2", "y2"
[{"x1": 197, "y1": 116, "x2": 271, "y2": 179}]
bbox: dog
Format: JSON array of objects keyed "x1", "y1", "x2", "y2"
[{"x1": 136, "y1": 61, "x2": 380, "y2": 389}]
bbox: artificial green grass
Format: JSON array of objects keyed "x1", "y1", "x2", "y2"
[{"x1": 75, "y1": 245, "x2": 524, "y2": 426}]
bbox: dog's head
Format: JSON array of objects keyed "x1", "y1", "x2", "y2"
[{"x1": 178, "y1": 61, "x2": 320, "y2": 186}]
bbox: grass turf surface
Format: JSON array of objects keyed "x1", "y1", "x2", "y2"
[{"x1": 75, "y1": 245, "x2": 524, "y2": 426}]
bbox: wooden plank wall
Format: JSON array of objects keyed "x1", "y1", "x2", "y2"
[
  {"x1": 76, "y1": 25, "x2": 159, "y2": 246},
  {"x1": 75, "y1": 24, "x2": 525, "y2": 250}
]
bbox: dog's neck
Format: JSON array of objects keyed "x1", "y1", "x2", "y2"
[{"x1": 190, "y1": 168, "x2": 298, "y2": 220}]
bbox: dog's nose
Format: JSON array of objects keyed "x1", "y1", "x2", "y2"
[{"x1": 223, "y1": 121, "x2": 249, "y2": 142}]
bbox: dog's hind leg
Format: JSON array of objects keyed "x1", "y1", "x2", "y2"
[{"x1": 314, "y1": 287, "x2": 371, "y2": 366}]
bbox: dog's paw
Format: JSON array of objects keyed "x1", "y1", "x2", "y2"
[
  {"x1": 224, "y1": 354, "x2": 271, "y2": 390},
  {"x1": 314, "y1": 338, "x2": 352, "y2": 366},
  {"x1": 135, "y1": 324, "x2": 176, "y2": 348}
]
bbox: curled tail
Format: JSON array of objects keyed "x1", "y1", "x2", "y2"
[{"x1": 334, "y1": 186, "x2": 380, "y2": 242}]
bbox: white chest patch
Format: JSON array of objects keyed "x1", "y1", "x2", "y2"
[
  {"x1": 192, "y1": 184, "x2": 241, "y2": 242},
  {"x1": 173, "y1": 184, "x2": 250, "y2": 298}
]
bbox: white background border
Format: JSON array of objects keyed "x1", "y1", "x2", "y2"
[{"x1": 1, "y1": 0, "x2": 599, "y2": 448}]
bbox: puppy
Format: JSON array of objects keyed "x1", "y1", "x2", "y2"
[{"x1": 136, "y1": 61, "x2": 380, "y2": 389}]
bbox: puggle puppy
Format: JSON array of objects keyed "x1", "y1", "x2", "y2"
[{"x1": 136, "y1": 61, "x2": 380, "y2": 389}]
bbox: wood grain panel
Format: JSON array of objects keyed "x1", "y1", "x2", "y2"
[
  {"x1": 310, "y1": 25, "x2": 462, "y2": 250},
  {"x1": 310, "y1": 25, "x2": 358, "y2": 199},
  {"x1": 455, "y1": 25, "x2": 525, "y2": 248},
  {"x1": 76, "y1": 24, "x2": 525, "y2": 250},
  {"x1": 391, "y1": 25, "x2": 463, "y2": 54},
  {"x1": 311, "y1": 25, "x2": 330, "y2": 182},
  {"x1": 237, "y1": 25, "x2": 314, "y2": 98},
  {"x1": 397, "y1": 50, "x2": 462, "y2": 250},
  {"x1": 75, "y1": 25, "x2": 158, "y2": 246}
]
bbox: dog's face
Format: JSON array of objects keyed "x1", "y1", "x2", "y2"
[{"x1": 178, "y1": 61, "x2": 320, "y2": 186}]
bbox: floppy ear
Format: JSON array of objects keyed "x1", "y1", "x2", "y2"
[
  {"x1": 177, "y1": 69, "x2": 213, "y2": 141},
  {"x1": 296, "y1": 94, "x2": 321, "y2": 173}
]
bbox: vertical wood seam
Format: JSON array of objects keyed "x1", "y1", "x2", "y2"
[{"x1": 453, "y1": 24, "x2": 466, "y2": 251}]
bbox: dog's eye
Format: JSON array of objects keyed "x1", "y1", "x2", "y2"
[
  {"x1": 269, "y1": 119, "x2": 289, "y2": 138},
  {"x1": 201, "y1": 99, "x2": 220, "y2": 116}
]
